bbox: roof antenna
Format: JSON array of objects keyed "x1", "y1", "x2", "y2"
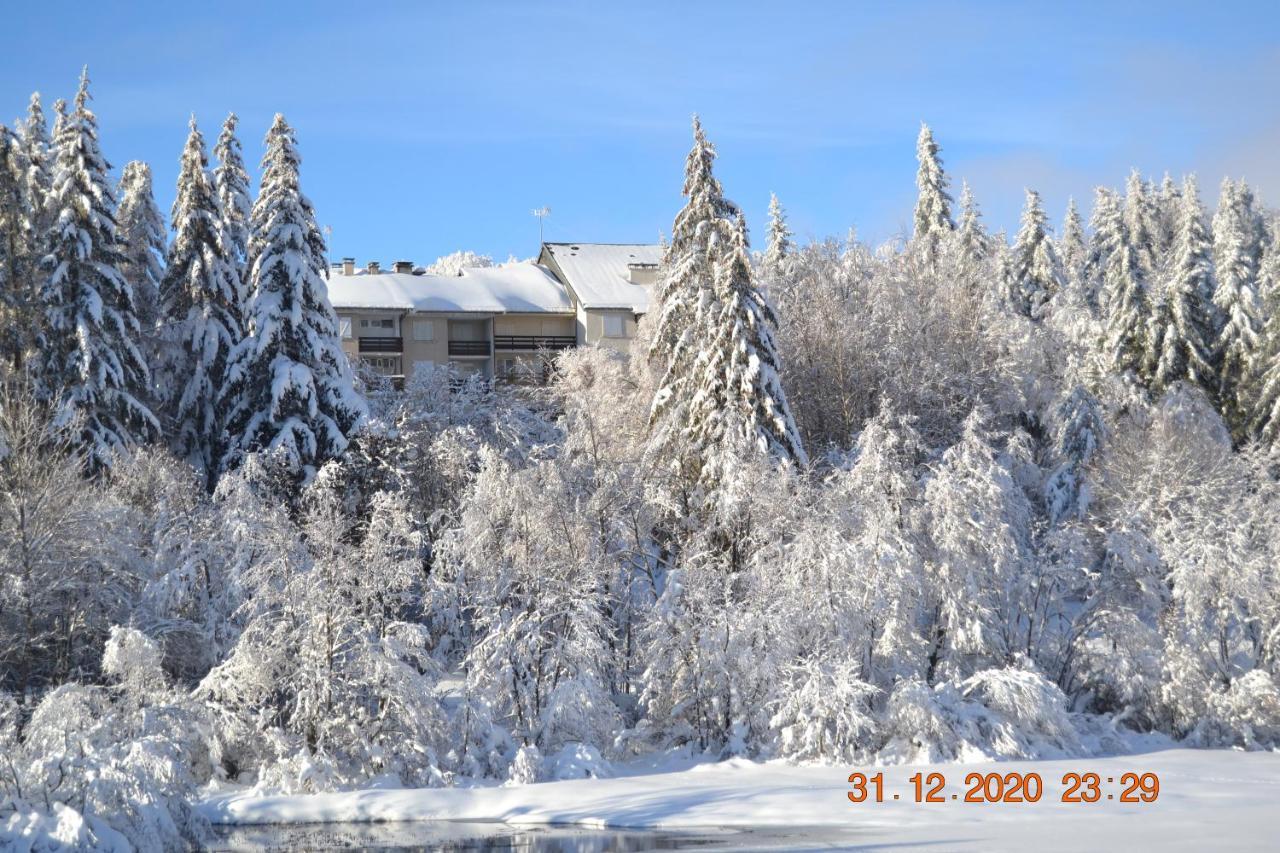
[{"x1": 532, "y1": 206, "x2": 551, "y2": 245}]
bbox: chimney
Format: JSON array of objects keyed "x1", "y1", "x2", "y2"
[
  {"x1": 393, "y1": 260, "x2": 413, "y2": 274},
  {"x1": 367, "y1": 261, "x2": 381, "y2": 275},
  {"x1": 341, "y1": 257, "x2": 355, "y2": 276}
]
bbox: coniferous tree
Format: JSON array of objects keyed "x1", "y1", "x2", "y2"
[
  {"x1": 159, "y1": 119, "x2": 243, "y2": 486},
  {"x1": 1123, "y1": 170, "x2": 1160, "y2": 282},
  {"x1": 912, "y1": 123, "x2": 953, "y2": 264},
  {"x1": 649, "y1": 118, "x2": 806, "y2": 506},
  {"x1": 115, "y1": 162, "x2": 166, "y2": 346},
  {"x1": 0, "y1": 127, "x2": 32, "y2": 371},
  {"x1": 221, "y1": 114, "x2": 364, "y2": 484},
  {"x1": 1155, "y1": 172, "x2": 1181, "y2": 258},
  {"x1": 36, "y1": 69, "x2": 157, "y2": 471},
  {"x1": 1148, "y1": 176, "x2": 1217, "y2": 396},
  {"x1": 18, "y1": 93, "x2": 53, "y2": 245},
  {"x1": 1212, "y1": 179, "x2": 1265, "y2": 433},
  {"x1": 212, "y1": 112, "x2": 251, "y2": 303},
  {"x1": 1248, "y1": 222, "x2": 1280, "y2": 444},
  {"x1": 1059, "y1": 198, "x2": 1090, "y2": 306},
  {"x1": 761, "y1": 192, "x2": 793, "y2": 286},
  {"x1": 1093, "y1": 187, "x2": 1147, "y2": 379},
  {"x1": 954, "y1": 180, "x2": 990, "y2": 272},
  {"x1": 1008, "y1": 189, "x2": 1062, "y2": 318}
]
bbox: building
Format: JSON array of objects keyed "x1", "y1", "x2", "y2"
[{"x1": 327, "y1": 242, "x2": 660, "y2": 383}]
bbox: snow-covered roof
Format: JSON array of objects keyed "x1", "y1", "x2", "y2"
[
  {"x1": 325, "y1": 263, "x2": 575, "y2": 314},
  {"x1": 541, "y1": 243, "x2": 662, "y2": 312}
]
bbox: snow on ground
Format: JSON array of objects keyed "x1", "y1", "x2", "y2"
[{"x1": 200, "y1": 748, "x2": 1280, "y2": 851}]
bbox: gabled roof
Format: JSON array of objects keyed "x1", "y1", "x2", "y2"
[
  {"x1": 541, "y1": 242, "x2": 662, "y2": 312},
  {"x1": 325, "y1": 263, "x2": 575, "y2": 314}
]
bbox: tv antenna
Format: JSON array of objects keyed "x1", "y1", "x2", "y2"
[{"x1": 532, "y1": 206, "x2": 551, "y2": 244}]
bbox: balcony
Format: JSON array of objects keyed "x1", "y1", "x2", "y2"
[
  {"x1": 448, "y1": 340, "x2": 491, "y2": 357},
  {"x1": 493, "y1": 335, "x2": 576, "y2": 351},
  {"x1": 358, "y1": 336, "x2": 402, "y2": 353}
]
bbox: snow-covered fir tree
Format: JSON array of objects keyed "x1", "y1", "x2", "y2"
[
  {"x1": 1007, "y1": 189, "x2": 1062, "y2": 318},
  {"x1": 35, "y1": 69, "x2": 157, "y2": 471},
  {"x1": 1211, "y1": 178, "x2": 1265, "y2": 435},
  {"x1": 19, "y1": 92, "x2": 53, "y2": 240},
  {"x1": 1123, "y1": 170, "x2": 1160, "y2": 282},
  {"x1": 649, "y1": 117, "x2": 806, "y2": 508},
  {"x1": 1247, "y1": 222, "x2": 1280, "y2": 444},
  {"x1": 912, "y1": 123, "x2": 953, "y2": 264},
  {"x1": 221, "y1": 114, "x2": 364, "y2": 483},
  {"x1": 954, "y1": 180, "x2": 990, "y2": 273},
  {"x1": 115, "y1": 161, "x2": 166, "y2": 350},
  {"x1": 158, "y1": 118, "x2": 243, "y2": 486},
  {"x1": 761, "y1": 191, "x2": 793, "y2": 286},
  {"x1": 0, "y1": 127, "x2": 31, "y2": 371},
  {"x1": 1058, "y1": 197, "x2": 1090, "y2": 306},
  {"x1": 1092, "y1": 186, "x2": 1148, "y2": 380},
  {"x1": 1043, "y1": 385, "x2": 1105, "y2": 524},
  {"x1": 1155, "y1": 172, "x2": 1182, "y2": 257},
  {"x1": 1148, "y1": 176, "x2": 1216, "y2": 396},
  {"x1": 212, "y1": 112, "x2": 251, "y2": 301}
]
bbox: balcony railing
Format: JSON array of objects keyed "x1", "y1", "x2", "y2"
[
  {"x1": 358, "y1": 336, "x2": 403, "y2": 353},
  {"x1": 493, "y1": 335, "x2": 576, "y2": 351},
  {"x1": 448, "y1": 340, "x2": 491, "y2": 356}
]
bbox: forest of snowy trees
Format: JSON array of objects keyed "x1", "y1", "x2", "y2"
[{"x1": 2, "y1": 71, "x2": 1280, "y2": 850}]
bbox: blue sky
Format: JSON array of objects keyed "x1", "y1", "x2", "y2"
[{"x1": 3, "y1": 1, "x2": 1278, "y2": 265}]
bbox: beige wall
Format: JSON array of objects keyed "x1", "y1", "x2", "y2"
[
  {"x1": 494, "y1": 314, "x2": 575, "y2": 337},
  {"x1": 581, "y1": 309, "x2": 639, "y2": 354}
]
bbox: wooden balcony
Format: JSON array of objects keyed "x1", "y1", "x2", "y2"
[
  {"x1": 448, "y1": 340, "x2": 491, "y2": 356},
  {"x1": 358, "y1": 336, "x2": 402, "y2": 353},
  {"x1": 493, "y1": 335, "x2": 576, "y2": 351}
]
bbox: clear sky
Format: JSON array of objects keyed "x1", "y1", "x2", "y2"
[{"x1": 3, "y1": 1, "x2": 1278, "y2": 266}]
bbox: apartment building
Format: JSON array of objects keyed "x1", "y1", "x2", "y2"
[{"x1": 328, "y1": 242, "x2": 661, "y2": 383}]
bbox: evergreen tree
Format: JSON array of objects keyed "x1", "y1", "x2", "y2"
[
  {"x1": 1044, "y1": 385, "x2": 1105, "y2": 524},
  {"x1": 761, "y1": 192, "x2": 793, "y2": 286},
  {"x1": 159, "y1": 119, "x2": 243, "y2": 486},
  {"x1": 115, "y1": 161, "x2": 166, "y2": 343},
  {"x1": 954, "y1": 180, "x2": 990, "y2": 271},
  {"x1": 1007, "y1": 189, "x2": 1062, "y2": 318},
  {"x1": 0, "y1": 127, "x2": 32, "y2": 371},
  {"x1": 221, "y1": 114, "x2": 364, "y2": 483},
  {"x1": 912, "y1": 123, "x2": 953, "y2": 264},
  {"x1": 36, "y1": 69, "x2": 157, "y2": 471},
  {"x1": 1148, "y1": 176, "x2": 1216, "y2": 396},
  {"x1": 1247, "y1": 222, "x2": 1280, "y2": 444},
  {"x1": 649, "y1": 118, "x2": 806, "y2": 505},
  {"x1": 1123, "y1": 170, "x2": 1160, "y2": 281},
  {"x1": 1093, "y1": 187, "x2": 1147, "y2": 379},
  {"x1": 18, "y1": 93, "x2": 53, "y2": 244},
  {"x1": 1155, "y1": 172, "x2": 1181, "y2": 257},
  {"x1": 212, "y1": 112, "x2": 251, "y2": 303},
  {"x1": 1211, "y1": 179, "x2": 1264, "y2": 433},
  {"x1": 1059, "y1": 197, "x2": 1090, "y2": 305}
]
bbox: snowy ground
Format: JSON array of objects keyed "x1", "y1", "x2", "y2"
[{"x1": 200, "y1": 747, "x2": 1280, "y2": 851}]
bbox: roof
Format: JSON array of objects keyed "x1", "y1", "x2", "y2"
[
  {"x1": 541, "y1": 242, "x2": 662, "y2": 311},
  {"x1": 325, "y1": 263, "x2": 575, "y2": 314}
]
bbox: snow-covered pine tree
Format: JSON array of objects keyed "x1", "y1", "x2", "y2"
[
  {"x1": 912, "y1": 123, "x2": 953, "y2": 264},
  {"x1": 955, "y1": 180, "x2": 989, "y2": 267},
  {"x1": 1007, "y1": 189, "x2": 1062, "y2": 318},
  {"x1": 1211, "y1": 178, "x2": 1265, "y2": 435},
  {"x1": 1123, "y1": 170, "x2": 1160, "y2": 281},
  {"x1": 212, "y1": 112, "x2": 251, "y2": 303},
  {"x1": 159, "y1": 118, "x2": 243, "y2": 487},
  {"x1": 1156, "y1": 172, "x2": 1181, "y2": 258},
  {"x1": 761, "y1": 192, "x2": 793, "y2": 287},
  {"x1": 1044, "y1": 385, "x2": 1105, "y2": 524},
  {"x1": 1059, "y1": 197, "x2": 1090, "y2": 306},
  {"x1": 220, "y1": 114, "x2": 364, "y2": 484},
  {"x1": 1093, "y1": 186, "x2": 1148, "y2": 380},
  {"x1": 649, "y1": 118, "x2": 806, "y2": 507},
  {"x1": 115, "y1": 161, "x2": 166, "y2": 352},
  {"x1": 1148, "y1": 176, "x2": 1216, "y2": 396},
  {"x1": 19, "y1": 93, "x2": 53, "y2": 240},
  {"x1": 1247, "y1": 221, "x2": 1280, "y2": 444},
  {"x1": 0, "y1": 126, "x2": 32, "y2": 371},
  {"x1": 36, "y1": 69, "x2": 157, "y2": 471}
]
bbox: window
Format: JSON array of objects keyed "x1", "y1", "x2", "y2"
[
  {"x1": 412, "y1": 360, "x2": 435, "y2": 376},
  {"x1": 413, "y1": 319, "x2": 435, "y2": 341},
  {"x1": 501, "y1": 358, "x2": 516, "y2": 376},
  {"x1": 338, "y1": 316, "x2": 353, "y2": 339},
  {"x1": 361, "y1": 318, "x2": 394, "y2": 330},
  {"x1": 362, "y1": 356, "x2": 401, "y2": 374},
  {"x1": 602, "y1": 314, "x2": 625, "y2": 338}
]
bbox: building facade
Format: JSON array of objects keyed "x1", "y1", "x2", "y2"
[{"x1": 328, "y1": 242, "x2": 660, "y2": 383}]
